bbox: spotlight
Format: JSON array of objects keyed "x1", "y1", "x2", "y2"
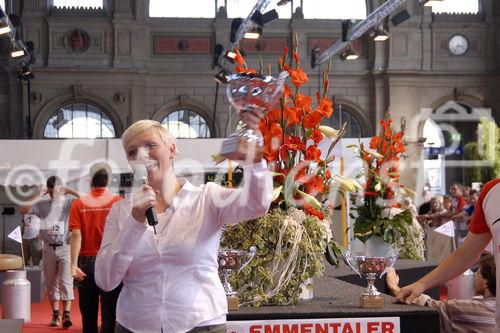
[
  {"x1": 244, "y1": 26, "x2": 262, "y2": 39},
  {"x1": 226, "y1": 50, "x2": 237, "y2": 60},
  {"x1": 213, "y1": 43, "x2": 224, "y2": 67},
  {"x1": 341, "y1": 20, "x2": 354, "y2": 42},
  {"x1": 230, "y1": 18, "x2": 242, "y2": 43},
  {"x1": 11, "y1": 39, "x2": 27, "y2": 58},
  {"x1": 373, "y1": 26, "x2": 389, "y2": 42},
  {"x1": 17, "y1": 63, "x2": 35, "y2": 81},
  {"x1": 311, "y1": 47, "x2": 320, "y2": 69},
  {"x1": 339, "y1": 48, "x2": 359, "y2": 61},
  {"x1": 391, "y1": 9, "x2": 411, "y2": 26},
  {"x1": 213, "y1": 69, "x2": 229, "y2": 84},
  {"x1": 260, "y1": 9, "x2": 279, "y2": 25},
  {"x1": 0, "y1": 8, "x2": 11, "y2": 36}
]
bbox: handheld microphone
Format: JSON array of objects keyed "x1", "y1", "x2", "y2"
[{"x1": 132, "y1": 164, "x2": 158, "y2": 228}]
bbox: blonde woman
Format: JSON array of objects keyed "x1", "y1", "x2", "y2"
[{"x1": 95, "y1": 119, "x2": 272, "y2": 333}]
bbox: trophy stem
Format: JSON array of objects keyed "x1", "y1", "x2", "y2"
[
  {"x1": 364, "y1": 273, "x2": 380, "y2": 297},
  {"x1": 222, "y1": 270, "x2": 237, "y2": 296}
]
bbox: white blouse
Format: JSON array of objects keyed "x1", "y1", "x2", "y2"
[{"x1": 95, "y1": 161, "x2": 272, "y2": 333}]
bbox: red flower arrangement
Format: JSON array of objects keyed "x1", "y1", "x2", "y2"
[
  {"x1": 232, "y1": 45, "x2": 344, "y2": 220},
  {"x1": 351, "y1": 113, "x2": 414, "y2": 244}
]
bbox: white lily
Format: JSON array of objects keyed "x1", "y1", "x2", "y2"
[
  {"x1": 296, "y1": 190, "x2": 322, "y2": 210},
  {"x1": 333, "y1": 175, "x2": 362, "y2": 193},
  {"x1": 366, "y1": 150, "x2": 384, "y2": 160},
  {"x1": 318, "y1": 125, "x2": 340, "y2": 139},
  {"x1": 402, "y1": 186, "x2": 416, "y2": 198},
  {"x1": 272, "y1": 186, "x2": 283, "y2": 202}
]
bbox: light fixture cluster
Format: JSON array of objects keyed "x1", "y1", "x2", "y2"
[
  {"x1": 0, "y1": 6, "x2": 35, "y2": 81},
  {"x1": 214, "y1": 7, "x2": 279, "y2": 82},
  {"x1": 230, "y1": 9, "x2": 278, "y2": 43},
  {"x1": 1, "y1": 7, "x2": 27, "y2": 59}
]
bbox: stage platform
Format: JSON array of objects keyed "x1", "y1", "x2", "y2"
[{"x1": 227, "y1": 261, "x2": 440, "y2": 333}]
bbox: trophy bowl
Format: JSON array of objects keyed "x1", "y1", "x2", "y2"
[
  {"x1": 218, "y1": 246, "x2": 256, "y2": 310},
  {"x1": 220, "y1": 71, "x2": 288, "y2": 161},
  {"x1": 344, "y1": 251, "x2": 397, "y2": 308}
]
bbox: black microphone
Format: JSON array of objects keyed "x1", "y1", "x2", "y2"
[{"x1": 132, "y1": 164, "x2": 158, "y2": 229}]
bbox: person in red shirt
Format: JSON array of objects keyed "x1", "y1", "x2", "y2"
[
  {"x1": 69, "y1": 163, "x2": 122, "y2": 333},
  {"x1": 396, "y1": 178, "x2": 500, "y2": 331}
]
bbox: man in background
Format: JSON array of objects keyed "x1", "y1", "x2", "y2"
[
  {"x1": 69, "y1": 163, "x2": 122, "y2": 333},
  {"x1": 32, "y1": 176, "x2": 80, "y2": 328},
  {"x1": 19, "y1": 188, "x2": 44, "y2": 266}
]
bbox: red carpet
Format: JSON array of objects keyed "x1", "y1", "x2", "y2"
[{"x1": 1, "y1": 288, "x2": 100, "y2": 333}]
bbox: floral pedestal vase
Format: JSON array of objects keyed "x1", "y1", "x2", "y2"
[{"x1": 363, "y1": 236, "x2": 395, "y2": 257}]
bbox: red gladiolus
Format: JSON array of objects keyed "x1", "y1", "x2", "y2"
[
  {"x1": 288, "y1": 67, "x2": 308, "y2": 88},
  {"x1": 316, "y1": 97, "x2": 333, "y2": 118},
  {"x1": 311, "y1": 129, "x2": 323, "y2": 144},
  {"x1": 293, "y1": 51, "x2": 300, "y2": 65},
  {"x1": 305, "y1": 145, "x2": 321, "y2": 162},
  {"x1": 303, "y1": 203, "x2": 325, "y2": 220},
  {"x1": 303, "y1": 112, "x2": 322, "y2": 129},
  {"x1": 270, "y1": 123, "x2": 283, "y2": 138}
]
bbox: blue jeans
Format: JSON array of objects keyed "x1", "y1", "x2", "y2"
[{"x1": 78, "y1": 256, "x2": 122, "y2": 333}]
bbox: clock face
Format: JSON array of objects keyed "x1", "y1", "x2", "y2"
[{"x1": 448, "y1": 34, "x2": 468, "y2": 56}]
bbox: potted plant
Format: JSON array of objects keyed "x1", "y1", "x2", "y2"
[{"x1": 349, "y1": 114, "x2": 424, "y2": 259}]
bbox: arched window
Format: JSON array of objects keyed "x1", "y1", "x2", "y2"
[
  {"x1": 43, "y1": 102, "x2": 115, "y2": 138},
  {"x1": 322, "y1": 104, "x2": 363, "y2": 138},
  {"x1": 161, "y1": 109, "x2": 211, "y2": 139}
]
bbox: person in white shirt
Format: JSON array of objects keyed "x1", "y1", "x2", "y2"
[{"x1": 95, "y1": 119, "x2": 273, "y2": 333}]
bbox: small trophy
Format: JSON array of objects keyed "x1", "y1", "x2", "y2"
[
  {"x1": 218, "y1": 246, "x2": 256, "y2": 311},
  {"x1": 220, "y1": 71, "x2": 288, "y2": 161},
  {"x1": 345, "y1": 251, "x2": 397, "y2": 308}
]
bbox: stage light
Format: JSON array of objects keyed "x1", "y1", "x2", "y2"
[
  {"x1": 0, "y1": 8, "x2": 11, "y2": 36},
  {"x1": 391, "y1": 9, "x2": 410, "y2": 26},
  {"x1": 230, "y1": 18, "x2": 242, "y2": 43},
  {"x1": 213, "y1": 69, "x2": 229, "y2": 84},
  {"x1": 226, "y1": 50, "x2": 237, "y2": 60},
  {"x1": 244, "y1": 26, "x2": 262, "y2": 39},
  {"x1": 11, "y1": 39, "x2": 27, "y2": 58},
  {"x1": 373, "y1": 26, "x2": 389, "y2": 42},
  {"x1": 311, "y1": 47, "x2": 320, "y2": 69},
  {"x1": 17, "y1": 63, "x2": 35, "y2": 81},
  {"x1": 341, "y1": 20, "x2": 354, "y2": 42},
  {"x1": 339, "y1": 48, "x2": 359, "y2": 61}
]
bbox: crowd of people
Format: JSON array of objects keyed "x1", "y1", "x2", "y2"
[{"x1": 414, "y1": 183, "x2": 480, "y2": 262}]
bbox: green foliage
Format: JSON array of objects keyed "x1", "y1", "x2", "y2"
[
  {"x1": 352, "y1": 198, "x2": 412, "y2": 245},
  {"x1": 464, "y1": 119, "x2": 500, "y2": 185},
  {"x1": 221, "y1": 208, "x2": 339, "y2": 306}
]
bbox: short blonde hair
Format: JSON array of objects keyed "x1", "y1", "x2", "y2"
[{"x1": 122, "y1": 119, "x2": 177, "y2": 151}]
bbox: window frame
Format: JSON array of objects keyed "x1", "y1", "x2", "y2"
[
  {"x1": 160, "y1": 108, "x2": 213, "y2": 139},
  {"x1": 42, "y1": 101, "x2": 116, "y2": 139}
]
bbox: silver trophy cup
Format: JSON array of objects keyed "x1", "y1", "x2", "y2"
[
  {"x1": 345, "y1": 251, "x2": 397, "y2": 307},
  {"x1": 218, "y1": 246, "x2": 256, "y2": 298},
  {"x1": 220, "y1": 71, "x2": 288, "y2": 161}
]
